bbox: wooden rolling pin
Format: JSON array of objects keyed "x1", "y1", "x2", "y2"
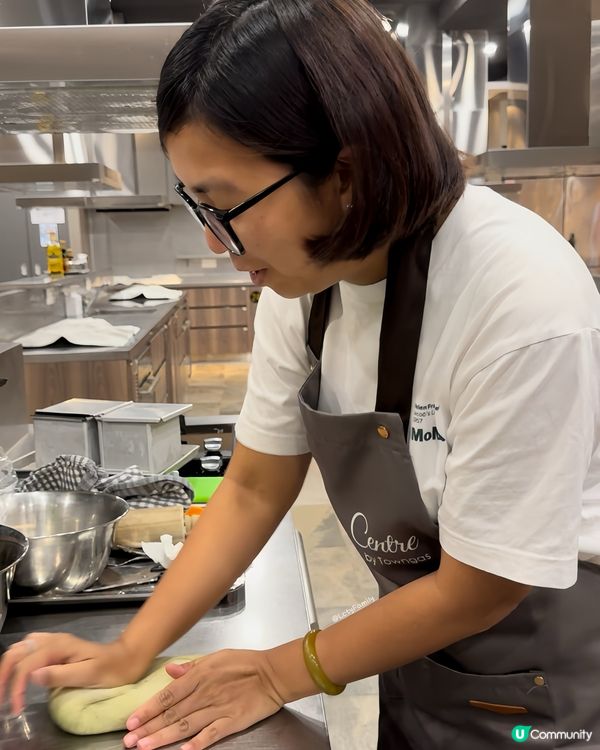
[{"x1": 114, "y1": 506, "x2": 186, "y2": 549}]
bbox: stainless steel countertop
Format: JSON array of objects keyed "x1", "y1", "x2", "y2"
[
  {"x1": 21, "y1": 300, "x2": 180, "y2": 364},
  {"x1": 0, "y1": 514, "x2": 329, "y2": 750}
]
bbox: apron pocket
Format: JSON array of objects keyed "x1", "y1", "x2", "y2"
[{"x1": 381, "y1": 655, "x2": 556, "y2": 750}]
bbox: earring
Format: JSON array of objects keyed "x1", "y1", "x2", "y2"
[{"x1": 346, "y1": 202, "x2": 353, "y2": 210}]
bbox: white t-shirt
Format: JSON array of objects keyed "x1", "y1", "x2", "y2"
[{"x1": 236, "y1": 185, "x2": 600, "y2": 590}]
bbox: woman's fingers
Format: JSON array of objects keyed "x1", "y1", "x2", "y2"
[
  {"x1": 0, "y1": 633, "x2": 140, "y2": 715},
  {"x1": 123, "y1": 684, "x2": 214, "y2": 745},
  {"x1": 125, "y1": 668, "x2": 198, "y2": 732},
  {"x1": 0, "y1": 638, "x2": 37, "y2": 702},
  {"x1": 164, "y1": 660, "x2": 194, "y2": 679},
  {"x1": 2, "y1": 634, "x2": 73, "y2": 714},
  {"x1": 182, "y1": 718, "x2": 231, "y2": 750},
  {"x1": 123, "y1": 707, "x2": 218, "y2": 750}
]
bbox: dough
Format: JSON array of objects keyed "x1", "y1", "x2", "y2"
[{"x1": 48, "y1": 655, "x2": 199, "y2": 735}]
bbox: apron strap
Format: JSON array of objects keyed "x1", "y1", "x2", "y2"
[
  {"x1": 307, "y1": 286, "x2": 333, "y2": 361},
  {"x1": 375, "y1": 224, "x2": 434, "y2": 437},
  {"x1": 305, "y1": 224, "x2": 434, "y2": 439}
]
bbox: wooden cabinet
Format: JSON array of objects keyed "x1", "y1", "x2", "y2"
[
  {"x1": 23, "y1": 298, "x2": 191, "y2": 414},
  {"x1": 182, "y1": 284, "x2": 260, "y2": 361},
  {"x1": 24, "y1": 358, "x2": 133, "y2": 416},
  {"x1": 189, "y1": 326, "x2": 250, "y2": 358},
  {"x1": 133, "y1": 323, "x2": 172, "y2": 403},
  {"x1": 185, "y1": 287, "x2": 249, "y2": 307},
  {"x1": 188, "y1": 306, "x2": 248, "y2": 328},
  {"x1": 167, "y1": 301, "x2": 191, "y2": 403}
]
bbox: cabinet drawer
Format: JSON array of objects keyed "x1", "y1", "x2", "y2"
[
  {"x1": 186, "y1": 286, "x2": 248, "y2": 307},
  {"x1": 150, "y1": 326, "x2": 167, "y2": 374},
  {"x1": 189, "y1": 306, "x2": 248, "y2": 327},
  {"x1": 190, "y1": 326, "x2": 250, "y2": 358}
]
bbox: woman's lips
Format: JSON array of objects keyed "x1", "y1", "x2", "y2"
[{"x1": 249, "y1": 269, "x2": 267, "y2": 285}]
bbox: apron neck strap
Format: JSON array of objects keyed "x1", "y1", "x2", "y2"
[
  {"x1": 376, "y1": 223, "x2": 434, "y2": 435},
  {"x1": 307, "y1": 286, "x2": 332, "y2": 361},
  {"x1": 306, "y1": 223, "x2": 434, "y2": 438}
]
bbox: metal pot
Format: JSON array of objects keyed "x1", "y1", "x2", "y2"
[
  {"x1": 0, "y1": 492, "x2": 128, "y2": 594},
  {"x1": 0, "y1": 525, "x2": 28, "y2": 630}
]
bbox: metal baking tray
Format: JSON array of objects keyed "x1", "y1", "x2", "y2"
[{"x1": 9, "y1": 557, "x2": 245, "y2": 613}]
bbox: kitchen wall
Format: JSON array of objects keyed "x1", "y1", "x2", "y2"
[
  {"x1": 0, "y1": 194, "x2": 76, "y2": 282},
  {"x1": 0, "y1": 195, "x2": 31, "y2": 282},
  {"x1": 88, "y1": 205, "x2": 233, "y2": 278},
  {"x1": 0, "y1": 287, "x2": 64, "y2": 340},
  {"x1": 88, "y1": 179, "x2": 600, "y2": 280}
]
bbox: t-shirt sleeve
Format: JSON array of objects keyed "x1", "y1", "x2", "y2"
[
  {"x1": 439, "y1": 329, "x2": 599, "y2": 589},
  {"x1": 235, "y1": 288, "x2": 312, "y2": 455}
]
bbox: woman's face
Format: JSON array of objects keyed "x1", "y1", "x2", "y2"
[{"x1": 165, "y1": 120, "x2": 386, "y2": 297}]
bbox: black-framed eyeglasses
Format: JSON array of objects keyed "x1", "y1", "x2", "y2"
[{"x1": 174, "y1": 170, "x2": 301, "y2": 256}]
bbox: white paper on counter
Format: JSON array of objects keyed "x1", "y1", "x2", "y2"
[
  {"x1": 17, "y1": 318, "x2": 140, "y2": 348},
  {"x1": 109, "y1": 284, "x2": 182, "y2": 301},
  {"x1": 141, "y1": 534, "x2": 183, "y2": 569}
]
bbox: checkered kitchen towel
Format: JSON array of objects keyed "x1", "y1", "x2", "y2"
[{"x1": 18, "y1": 454, "x2": 193, "y2": 509}]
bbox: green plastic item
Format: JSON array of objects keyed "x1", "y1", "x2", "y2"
[{"x1": 185, "y1": 476, "x2": 223, "y2": 504}]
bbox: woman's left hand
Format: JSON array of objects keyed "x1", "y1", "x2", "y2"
[{"x1": 122, "y1": 649, "x2": 285, "y2": 750}]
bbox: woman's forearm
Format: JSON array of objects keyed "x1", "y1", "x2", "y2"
[
  {"x1": 117, "y1": 478, "x2": 290, "y2": 668},
  {"x1": 266, "y1": 552, "x2": 531, "y2": 702}
]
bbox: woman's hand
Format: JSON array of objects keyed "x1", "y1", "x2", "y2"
[
  {"x1": 122, "y1": 649, "x2": 286, "y2": 750},
  {"x1": 0, "y1": 633, "x2": 149, "y2": 715}
]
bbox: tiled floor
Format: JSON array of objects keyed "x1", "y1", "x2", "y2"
[{"x1": 184, "y1": 361, "x2": 380, "y2": 749}]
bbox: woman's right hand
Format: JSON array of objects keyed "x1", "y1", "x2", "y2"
[{"x1": 0, "y1": 633, "x2": 149, "y2": 716}]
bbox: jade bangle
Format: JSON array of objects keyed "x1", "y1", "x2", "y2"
[{"x1": 302, "y1": 628, "x2": 346, "y2": 696}]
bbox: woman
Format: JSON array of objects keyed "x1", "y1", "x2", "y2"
[{"x1": 2, "y1": 1, "x2": 600, "y2": 748}]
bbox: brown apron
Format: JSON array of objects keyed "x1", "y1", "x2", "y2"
[{"x1": 298, "y1": 225, "x2": 600, "y2": 749}]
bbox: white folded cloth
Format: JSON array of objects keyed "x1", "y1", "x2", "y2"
[
  {"x1": 104, "y1": 299, "x2": 169, "y2": 309},
  {"x1": 109, "y1": 284, "x2": 182, "y2": 302},
  {"x1": 17, "y1": 318, "x2": 140, "y2": 348}
]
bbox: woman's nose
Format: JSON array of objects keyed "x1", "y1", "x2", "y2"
[{"x1": 205, "y1": 228, "x2": 229, "y2": 255}]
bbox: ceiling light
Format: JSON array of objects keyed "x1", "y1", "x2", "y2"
[
  {"x1": 483, "y1": 41, "x2": 498, "y2": 57},
  {"x1": 395, "y1": 21, "x2": 410, "y2": 38}
]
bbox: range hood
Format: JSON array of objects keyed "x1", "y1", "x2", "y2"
[
  {"x1": 0, "y1": 131, "x2": 135, "y2": 196},
  {"x1": 0, "y1": 16, "x2": 188, "y2": 196},
  {"x1": 474, "y1": 0, "x2": 600, "y2": 179},
  {"x1": 10, "y1": 132, "x2": 173, "y2": 209},
  {"x1": 0, "y1": 24, "x2": 189, "y2": 133}
]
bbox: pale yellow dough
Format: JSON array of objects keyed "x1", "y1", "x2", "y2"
[{"x1": 48, "y1": 655, "x2": 200, "y2": 735}]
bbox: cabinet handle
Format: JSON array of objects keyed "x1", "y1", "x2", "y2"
[{"x1": 138, "y1": 374, "x2": 158, "y2": 396}]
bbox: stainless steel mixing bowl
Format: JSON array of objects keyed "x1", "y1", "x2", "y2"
[
  {"x1": 0, "y1": 492, "x2": 128, "y2": 594},
  {"x1": 0, "y1": 525, "x2": 29, "y2": 629}
]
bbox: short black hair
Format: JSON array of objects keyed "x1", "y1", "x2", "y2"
[{"x1": 157, "y1": 0, "x2": 465, "y2": 262}]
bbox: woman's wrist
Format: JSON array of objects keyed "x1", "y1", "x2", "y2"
[
  {"x1": 113, "y1": 632, "x2": 157, "y2": 679},
  {"x1": 263, "y1": 638, "x2": 321, "y2": 704}
]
